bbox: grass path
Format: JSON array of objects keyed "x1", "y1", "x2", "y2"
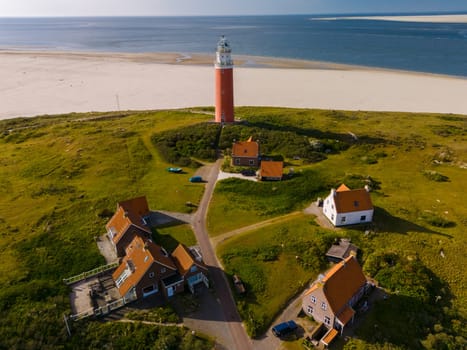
[
  {"x1": 211, "y1": 211, "x2": 304, "y2": 248},
  {"x1": 117, "y1": 319, "x2": 184, "y2": 327},
  {"x1": 211, "y1": 202, "x2": 337, "y2": 249}
]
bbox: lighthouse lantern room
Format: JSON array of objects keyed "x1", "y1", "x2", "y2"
[{"x1": 214, "y1": 36, "x2": 234, "y2": 123}]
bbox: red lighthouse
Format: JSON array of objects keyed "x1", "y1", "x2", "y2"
[{"x1": 215, "y1": 36, "x2": 234, "y2": 123}]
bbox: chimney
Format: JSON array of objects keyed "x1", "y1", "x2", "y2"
[
  {"x1": 331, "y1": 188, "x2": 336, "y2": 197},
  {"x1": 364, "y1": 185, "x2": 371, "y2": 192}
]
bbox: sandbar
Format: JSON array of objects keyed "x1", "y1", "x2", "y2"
[
  {"x1": 312, "y1": 14, "x2": 467, "y2": 23},
  {"x1": 1, "y1": 50, "x2": 467, "y2": 120}
]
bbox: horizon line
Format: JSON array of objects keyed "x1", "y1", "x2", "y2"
[{"x1": 1, "y1": 10, "x2": 467, "y2": 18}]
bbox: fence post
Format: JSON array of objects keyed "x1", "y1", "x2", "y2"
[{"x1": 63, "y1": 314, "x2": 71, "y2": 337}]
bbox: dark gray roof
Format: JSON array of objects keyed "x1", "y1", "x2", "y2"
[{"x1": 325, "y1": 238, "x2": 359, "y2": 261}]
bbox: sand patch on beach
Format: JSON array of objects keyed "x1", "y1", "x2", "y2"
[{"x1": 1, "y1": 50, "x2": 466, "y2": 119}]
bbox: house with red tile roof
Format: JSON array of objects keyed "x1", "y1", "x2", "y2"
[
  {"x1": 106, "y1": 196, "x2": 152, "y2": 257},
  {"x1": 112, "y1": 236, "x2": 183, "y2": 300},
  {"x1": 323, "y1": 184, "x2": 374, "y2": 226},
  {"x1": 171, "y1": 244, "x2": 209, "y2": 293},
  {"x1": 231, "y1": 136, "x2": 260, "y2": 167},
  {"x1": 302, "y1": 256, "x2": 369, "y2": 344},
  {"x1": 258, "y1": 160, "x2": 283, "y2": 181}
]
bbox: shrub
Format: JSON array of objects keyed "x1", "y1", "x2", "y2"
[
  {"x1": 421, "y1": 213, "x2": 455, "y2": 228},
  {"x1": 423, "y1": 170, "x2": 449, "y2": 182},
  {"x1": 152, "y1": 123, "x2": 220, "y2": 165}
]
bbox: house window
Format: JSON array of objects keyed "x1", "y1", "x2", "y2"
[
  {"x1": 235, "y1": 158, "x2": 240, "y2": 165},
  {"x1": 307, "y1": 305, "x2": 313, "y2": 314},
  {"x1": 115, "y1": 268, "x2": 131, "y2": 288},
  {"x1": 360, "y1": 215, "x2": 366, "y2": 221},
  {"x1": 331, "y1": 214, "x2": 334, "y2": 220},
  {"x1": 108, "y1": 227, "x2": 117, "y2": 240},
  {"x1": 324, "y1": 316, "x2": 331, "y2": 326},
  {"x1": 321, "y1": 301, "x2": 327, "y2": 310},
  {"x1": 354, "y1": 201, "x2": 359, "y2": 207},
  {"x1": 161, "y1": 268, "x2": 166, "y2": 274},
  {"x1": 341, "y1": 216, "x2": 346, "y2": 223},
  {"x1": 310, "y1": 295, "x2": 316, "y2": 304},
  {"x1": 249, "y1": 159, "x2": 255, "y2": 166},
  {"x1": 143, "y1": 285, "x2": 155, "y2": 294},
  {"x1": 190, "y1": 266, "x2": 198, "y2": 273},
  {"x1": 149, "y1": 272, "x2": 154, "y2": 278}
]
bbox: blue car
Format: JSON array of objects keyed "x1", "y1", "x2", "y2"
[
  {"x1": 189, "y1": 176, "x2": 203, "y2": 183},
  {"x1": 272, "y1": 320, "x2": 298, "y2": 338}
]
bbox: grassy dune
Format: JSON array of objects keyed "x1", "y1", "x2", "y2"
[
  {"x1": 0, "y1": 107, "x2": 465, "y2": 349},
  {"x1": 211, "y1": 107, "x2": 466, "y2": 348},
  {"x1": 0, "y1": 110, "x2": 211, "y2": 349}
]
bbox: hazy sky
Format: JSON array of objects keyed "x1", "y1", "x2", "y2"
[{"x1": 1, "y1": 0, "x2": 466, "y2": 17}]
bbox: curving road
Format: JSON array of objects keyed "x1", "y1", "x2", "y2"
[{"x1": 191, "y1": 159, "x2": 253, "y2": 350}]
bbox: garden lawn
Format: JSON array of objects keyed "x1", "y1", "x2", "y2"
[{"x1": 153, "y1": 224, "x2": 197, "y2": 252}]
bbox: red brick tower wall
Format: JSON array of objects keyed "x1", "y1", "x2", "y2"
[{"x1": 215, "y1": 67, "x2": 234, "y2": 123}]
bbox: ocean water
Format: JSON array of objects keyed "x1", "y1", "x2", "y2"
[{"x1": 1, "y1": 15, "x2": 467, "y2": 77}]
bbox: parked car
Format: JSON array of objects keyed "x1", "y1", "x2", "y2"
[
  {"x1": 232, "y1": 274, "x2": 246, "y2": 294},
  {"x1": 189, "y1": 176, "x2": 203, "y2": 183},
  {"x1": 241, "y1": 169, "x2": 256, "y2": 176},
  {"x1": 167, "y1": 167, "x2": 183, "y2": 173},
  {"x1": 272, "y1": 320, "x2": 298, "y2": 338}
]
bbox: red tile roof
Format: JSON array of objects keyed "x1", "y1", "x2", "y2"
[
  {"x1": 321, "y1": 256, "x2": 367, "y2": 314},
  {"x1": 112, "y1": 236, "x2": 176, "y2": 297},
  {"x1": 336, "y1": 184, "x2": 350, "y2": 192},
  {"x1": 260, "y1": 161, "x2": 283, "y2": 179},
  {"x1": 321, "y1": 328, "x2": 338, "y2": 346},
  {"x1": 232, "y1": 137, "x2": 259, "y2": 158},
  {"x1": 333, "y1": 184, "x2": 373, "y2": 213},
  {"x1": 303, "y1": 283, "x2": 319, "y2": 296},
  {"x1": 337, "y1": 305, "x2": 355, "y2": 326},
  {"x1": 171, "y1": 244, "x2": 208, "y2": 276},
  {"x1": 106, "y1": 196, "x2": 151, "y2": 245}
]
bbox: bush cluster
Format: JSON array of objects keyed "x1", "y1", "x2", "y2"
[{"x1": 152, "y1": 123, "x2": 220, "y2": 165}]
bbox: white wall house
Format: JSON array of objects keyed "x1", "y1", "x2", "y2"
[{"x1": 323, "y1": 184, "x2": 374, "y2": 227}]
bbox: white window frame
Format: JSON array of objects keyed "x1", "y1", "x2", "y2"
[
  {"x1": 307, "y1": 305, "x2": 313, "y2": 314},
  {"x1": 149, "y1": 272, "x2": 154, "y2": 278},
  {"x1": 311, "y1": 295, "x2": 316, "y2": 304},
  {"x1": 115, "y1": 268, "x2": 131, "y2": 288},
  {"x1": 321, "y1": 301, "x2": 327, "y2": 310},
  {"x1": 324, "y1": 316, "x2": 331, "y2": 325},
  {"x1": 360, "y1": 215, "x2": 366, "y2": 221}
]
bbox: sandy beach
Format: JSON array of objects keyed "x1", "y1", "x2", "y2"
[
  {"x1": 1, "y1": 50, "x2": 467, "y2": 120},
  {"x1": 312, "y1": 14, "x2": 467, "y2": 23}
]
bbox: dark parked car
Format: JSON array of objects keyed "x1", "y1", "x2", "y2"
[
  {"x1": 272, "y1": 320, "x2": 298, "y2": 338},
  {"x1": 189, "y1": 176, "x2": 203, "y2": 183},
  {"x1": 241, "y1": 169, "x2": 256, "y2": 176}
]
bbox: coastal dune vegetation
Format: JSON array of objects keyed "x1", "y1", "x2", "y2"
[{"x1": 0, "y1": 107, "x2": 465, "y2": 349}]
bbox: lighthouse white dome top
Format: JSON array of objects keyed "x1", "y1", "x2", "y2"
[
  {"x1": 215, "y1": 35, "x2": 233, "y2": 67},
  {"x1": 217, "y1": 35, "x2": 231, "y2": 53}
]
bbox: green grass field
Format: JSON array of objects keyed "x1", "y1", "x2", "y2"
[
  {"x1": 0, "y1": 107, "x2": 465, "y2": 349},
  {"x1": 0, "y1": 110, "x2": 211, "y2": 349},
  {"x1": 210, "y1": 107, "x2": 466, "y2": 348}
]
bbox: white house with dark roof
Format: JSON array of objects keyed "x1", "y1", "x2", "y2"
[{"x1": 323, "y1": 184, "x2": 374, "y2": 227}]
